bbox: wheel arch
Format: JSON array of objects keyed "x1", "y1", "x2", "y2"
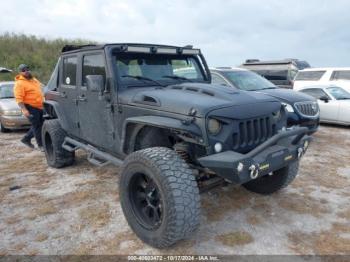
[
  {"x1": 121, "y1": 116, "x2": 203, "y2": 154},
  {"x1": 43, "y1": 100, "x2": 70, "y2": 132}
]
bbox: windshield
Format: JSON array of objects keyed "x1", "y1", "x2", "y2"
[
  {"x1": 114, "y1": 53, "x2": 205, "y2": 86},
  {"x1": 0, "y1": 84, "x2": 14, "y2": 98},
  {"x1": 223, "y1": 70, "x2": 277, "y2": 91},
  {"x1": 327, "y1": 86, "x2": 350, "y2": 100}
]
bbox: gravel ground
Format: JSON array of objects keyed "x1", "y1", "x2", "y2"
[{"x1": 0, "y1": 125, "x2": 349, "y2": 255}]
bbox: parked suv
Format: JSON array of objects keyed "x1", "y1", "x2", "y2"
[
  {"x1": 293, "y1": 67, "x2": 350, "y2": 93},
  {"x1": 43, "y1": 43, "x2": 311, "y2": 248},
  {"x1": 211, "y1": 68, "x2": 319, "y2": 134},
  {"x1": 240, "y1": 59, "x2": 310, "y2": 89}
]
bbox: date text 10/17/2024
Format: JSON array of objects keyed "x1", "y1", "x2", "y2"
[{"x1": 128, "y1": 255, "x2": 220, "y2": 261}]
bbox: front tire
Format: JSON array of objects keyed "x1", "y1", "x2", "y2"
[
  {"x1": 120, "y1": 147, "x2": 201, "y2": 248},
  {"x1": 42, "y1": 119, "x2": 75, "y2": 168},
  {"x1": 243, "y1": 161, "x2": 299, "y2": 195}
]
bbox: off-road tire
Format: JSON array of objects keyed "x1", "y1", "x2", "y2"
[
  {"x1": 0, "y1": 120, "x2": 10, "y2": 133},
  {"x1": 42, "y1": 119, "x2": 74, "y2": 168},
  {"x1": 243, "y1": 160, "x2": 299, "y2": 195},
  {"x1": 120, "y1": 147, "x2": 200, "y2": 248}
]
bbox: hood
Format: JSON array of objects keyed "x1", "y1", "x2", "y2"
[
  {"x1": 119, "y1": 83, "x2": 280, "y2": 117},
  {"x1": 256, "y1": 88, "x2": 316, "y2": 104},
  {"x1": 0, "y1": 98, "x2": 20, "y2": 111}
]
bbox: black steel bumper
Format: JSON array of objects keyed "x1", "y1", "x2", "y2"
[{"x1": 198, "y1": 127, "x2": 310, "y2": 184}]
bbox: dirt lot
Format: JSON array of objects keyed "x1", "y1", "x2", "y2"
[{"x1": 0, "y1": 125, "x2": 349, "y2": 255}]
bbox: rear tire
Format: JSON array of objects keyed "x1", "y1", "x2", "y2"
[
  {"x1": 42, "y1": 119, "x2": 74, "y2": 168},
  {"x1": 243, "y1": 161, "x2": 299, "y2": 195},
  {"x1": 120, "y1": 147, "x2": 200, "y2": 248}
]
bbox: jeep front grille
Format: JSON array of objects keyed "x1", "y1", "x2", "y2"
[
  {"x1": 232, "y1": 117, "x2": 276, "y2": 151},
  {"x1": 294, "y1": 102, "x2": 319, "y2": 117}
]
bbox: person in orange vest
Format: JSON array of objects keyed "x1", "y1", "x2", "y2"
[{"x1": 14, "y1": 64, "x2": 44, "y2": 151}]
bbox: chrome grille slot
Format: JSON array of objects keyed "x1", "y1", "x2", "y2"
[{"x1": 294, "y1": 102, "x2": 319, "y2": 117}]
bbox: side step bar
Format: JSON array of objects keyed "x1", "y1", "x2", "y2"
[{"x1": 62, "y1": 137, "x2": 123, "y2": 167}]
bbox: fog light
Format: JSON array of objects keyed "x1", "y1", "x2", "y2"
[
  {"x1": 214, "y1": 142, "x2": 222, "y2": 153},
  {"x1": 237, "y1": 162, "x2": 244, "y2": 173}
]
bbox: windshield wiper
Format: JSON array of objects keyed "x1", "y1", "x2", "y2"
[
  {"x1": 122, "y1": 75, "x2": 165, "y2": 87},
  {"x1": 162, "y1": 75, "x2": 193, "y2": 82},
  {"x1": 262, "y1": 87, "x2": 277, "y2": 90}
]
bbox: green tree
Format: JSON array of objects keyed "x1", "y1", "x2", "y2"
[{"x1": 0, "y1": 32, "x2": 95, "y2": 83}]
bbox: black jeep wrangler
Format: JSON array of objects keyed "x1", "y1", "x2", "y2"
[{"x1": 43, "y1": 43, "x2": 310, "y2": 248}]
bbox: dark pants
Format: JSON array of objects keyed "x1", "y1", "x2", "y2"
[{"x1": 22, "y1": 104, "x2": 44, "y2": 147}]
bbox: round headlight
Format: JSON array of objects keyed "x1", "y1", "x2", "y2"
[{"x1": 208, "y1": 118, "x2": 222, "y2": 135}]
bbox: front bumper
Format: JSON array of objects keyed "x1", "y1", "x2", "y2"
[
  {"x1": 198, "y1": 127, "x2": 310, "y2": 184},
  {"x1": 0, "y1": 115, "x2": 31, "y2": 129},
  {"x1": 287, "y1": 112, "x2": 319, "y2": 134}
]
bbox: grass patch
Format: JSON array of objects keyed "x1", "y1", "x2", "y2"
[
  {"x1": 202, "y1": 186, "x2": 252, "y2": 222},
  {"x1": 337, "y1": 209, "x2": 350, "y2": 220},
  {"x1": 58, "y1": 190, "x2": 92, "y2": 208},
  {"x1": 215, "y1": 231, "x2": 254, "y2": 247},
  {"x1": 0, "y1": 154, "x2": 47, "y2": 175},
  {"x1": 246, "y1": 215, "x2": 262, "y2": 225},
  {"x1": 12, "y1": 243, "x2": 27, "y2": 252},
  {"x1": 26, "y1": 204, "x2": 58, "y2": 220},
  {"x1": 288, "y1": 223, "x2": 350, "y2": 255},
  {"x1": 5, "y1": 216, "x2": 20, "y2": 225},
  {"x1": 79, "y1": 203, "x2": 111, "y2": 228},
  {"x1": 277, "y1": 192, "x2": 330, "y2": 217},
  {"x1": 14, "y1": 228, "x2": 27, "y2": 236},
  {"x1": 74, "y1": 231, "x2": 143, "y2": 255},
  {"x1": 35, "y1": 234, "x2": 48, "y2": 242}
]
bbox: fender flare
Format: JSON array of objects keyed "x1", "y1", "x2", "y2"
[
  {"x1": 121, "y1": 115, "x2": 202, "y2": 153},
  {"x1": 43, "y1": 100, "x2": 70, "y2": 132}
]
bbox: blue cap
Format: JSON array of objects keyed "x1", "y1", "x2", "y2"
[{"x1": 18, "y1": 64, "x2": 29, "y2": 72}]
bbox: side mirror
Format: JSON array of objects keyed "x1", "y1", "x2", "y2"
[
  {"x1": 86, "y1": 75, "x2": 104, "y2": 93},
  {"x1": 319, "y1": 95, "x2": 329, "y2": 103}
]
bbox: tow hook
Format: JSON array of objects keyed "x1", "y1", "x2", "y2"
[{"x1": 249, "y1": 164, "x2": 259, "y2": 179}]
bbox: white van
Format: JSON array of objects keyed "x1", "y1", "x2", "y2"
[{"x1": 293, "y1": 67, "x2": 350, "y2": 93}]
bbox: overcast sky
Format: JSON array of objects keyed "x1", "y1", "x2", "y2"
[{"x1": 1, "y1": 0, "x2": 350, "y2": 67}]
